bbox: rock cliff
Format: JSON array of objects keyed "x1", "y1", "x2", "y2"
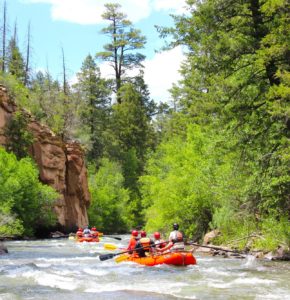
[{"x1": 0, "y1": 85, "x2": 90, "y2": 231}]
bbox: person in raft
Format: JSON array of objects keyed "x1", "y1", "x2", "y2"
[
  {"x1": 83, "y1": 226, "x2": 91, "y2": 237},
  {"x1": 126, "y1": 230, "x2": 139, "y2": 254},
  {"x1": 153, "y1": 232, "x2": 167, "y2": 250},
  {"x1": 76, "y1": 228, "x2": 83, "y2": 239},
  {"x1": 134, "y1": 230, "x2": 155, "y2": 257},
  {"x1": 90, "y1": 227, "x2": 99, "y2": 238},
  {"x1": 158, "y1": 223, "x2": 185, "y2": 253}
]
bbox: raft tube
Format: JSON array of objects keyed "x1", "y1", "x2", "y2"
[
  {"x1": 124, "y1": 251, "x2": 196, "y2": 266},
  {"x1": 77, "y1": 237, "x2": 100, "y2": 243}
]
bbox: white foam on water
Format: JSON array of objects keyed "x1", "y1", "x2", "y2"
[
  {"x1": 0, "y1": 293, "x2": 18, "y2": 300},
  {"x1": 85, "y1": 280, "x2": 188, "y2": 297},
  {"x1": 233, "y1": 277, "x2": 276, "y2": 285},
  {"x1": 202, "y1": 267, "x2": 231, "y2": 277},
  {"x1": 243, "y1": 255, "x2": 257, "y2": 267},
  {"x1": 82, "y1": 268, "x2": 110, "y2": 276},
  {"x1": 21, "y1": 270, "x2": 79, "y2": 291}
]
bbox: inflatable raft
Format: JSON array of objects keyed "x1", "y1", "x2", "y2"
[
  {"x1": 123, "y1": 251, "x2": 196, "y2": 266},
  {"x1": 77, "y1": 237, "x2": 100, "y2": 243}
]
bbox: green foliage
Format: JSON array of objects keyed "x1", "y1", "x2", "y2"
[
  {"x1": 0, "y1": 147, "x2": 58, "y2": 237},
  {"x1": 74, "y1": 54, "x2": 112, "y2": 161},
  {"x1": 147, "y1": 0, "x2": 290, "y2": 249},
  {"x1": 141, "y1": 124, "x2": 217, "y2": 239},
  {"x1": 0, "y1": 73, "x2": 30, "y2": 108},
  {"x1": 96, "y1": 3, "x2": 146, "y2": 94},
  {"x1": 7, "y1": 37, "x2": 25, "y2": 83},
  {"x1": 5, "y1": 111, "x2": 34, "y2": 159},
  {"x1": 88, "y1": 158, "x2": 130, "y2": 233}
]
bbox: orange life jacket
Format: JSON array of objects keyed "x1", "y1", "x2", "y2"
[{"x1": 127, "y1": 237, "x2": 137, "y2": 251}]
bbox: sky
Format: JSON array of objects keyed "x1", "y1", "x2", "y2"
[{"x1": 6, "y1": 0, "x2": 188, "y2": 103}]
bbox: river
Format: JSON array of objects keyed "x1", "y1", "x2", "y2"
[{"x1": 0, "y1": 236, "x2": 289, "y2": 299}]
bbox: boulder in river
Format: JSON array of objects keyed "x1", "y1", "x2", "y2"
[{"x1": 0, "y1": 242, "x2": 8, "y2": 254}]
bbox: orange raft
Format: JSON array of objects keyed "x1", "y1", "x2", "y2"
[
  {"x1": 77, "y1": 237, "x2": 100, "y2": 243},
  {"x1": 124, "y1": 251, "x2": 196, "y2": 266}
]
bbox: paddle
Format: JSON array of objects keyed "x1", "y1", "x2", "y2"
[
  {"x1": 186, "y1": 242, "x2": 247, "y2": 255},
  {"x1": 104, "y1": 243, "x2": 118, "y2": 250},
  {"x1": 114, "y1": 254, "x2": 129, "y2": 263},
  {"x1": 99, "y1": 240, "x2": 169, "y2": 261},
  {"x1": 102, "y1": 235, "x2": 122, "y2": 240}
]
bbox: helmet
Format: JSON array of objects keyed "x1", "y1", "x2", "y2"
[
  {"x1": 154, "y1": 232, "x2": 160, "y2": 239},
  {"x1": 78, "y1": 228, "x2": 83, "y2": 231},
  {"x1": 91, "y1": 227, "x2": 96, "y2": 231},
  {"x1": 131, "y1": 230, "x2": 138, "y2": 237},
  {"x1": 140, "y1": 230, "x2": 147, "y2": 237},
  {"x1": 173, "y1": 223, "x2": 179, "y2": 230}
]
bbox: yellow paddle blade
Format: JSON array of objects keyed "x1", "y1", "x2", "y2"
[
  {"x1": 68, "y1": 236, "x2": 75, "y2": 240},
  {"x1": 115, "y1": 254, "x2": 128, "y2": 263},
  {"x1": 104, "y1": 243, "x2": 118, "y2": 250}
]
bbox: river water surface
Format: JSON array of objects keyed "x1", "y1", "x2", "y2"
[{"x1": 0, "y1": 236, "x2": 289, "y2": 299}]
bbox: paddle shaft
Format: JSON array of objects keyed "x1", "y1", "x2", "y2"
[
  {"x1": 99, "y1": 239, "x2": 170, "y2": 261},
  {"x1": 186, "y1": 242, "x2": 246, "y2": 254},
  {"x1": 102, "y1": 236, "x2": 122, "y2": 240}
]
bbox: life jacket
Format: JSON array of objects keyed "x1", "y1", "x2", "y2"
[
  {"x1": 127, "y1": 237, "x2": 138, "y2": 251},
  {"x1": 169, "y1": 230, "x2": 184, "y2": 250},
  {"x1": 90, "y1": 230, "x2": 99, "y2": 238},
  {"x1": 155, "y1": 239, "x2": 166, "y2": 249},
  {"x1": 76, "y1": 230, "x2": 83, "y2": 237},
  {"x1": 139, "y1": 237, "x2": 151, "y2": 251}
]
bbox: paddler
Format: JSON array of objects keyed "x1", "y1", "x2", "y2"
[
  {"x1": 134, "y1": 230, "x2": 155, "y2": 257},
  {"x1": 126, "y1": 230, "x2": 139, "y2": 254},
  {"x1": 158, "y1": 223, "x2": 185, "y2": 253}
]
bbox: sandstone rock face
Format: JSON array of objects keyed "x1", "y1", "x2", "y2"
[{"x1": 0, "y1": 85, "x2": 90, "y2": 231}]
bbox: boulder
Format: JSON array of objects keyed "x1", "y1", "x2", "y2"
[
  {"x1": 0, "y1": 242, "x2": 8, "y2": 254},
  {"x1": 203, "y1": 229, "x2": 221, "y2": 244}
]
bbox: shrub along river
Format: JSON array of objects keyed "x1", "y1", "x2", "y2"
[{"x1": 0, "y1": 236, "x2": 289, "y2": 299}]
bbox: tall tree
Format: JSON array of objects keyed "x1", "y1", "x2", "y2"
[
  {"x1": 24, "y1": 21, "x2": 31, "y2": 86},
  {"x1": 157, "y1": 0, "x2": 290, "y2": 225},
  {"x1": 1, "y1": 0, "x2": 7, "y2": 72},
  {"x1": 7, "y1": 21, "x2": 25, "y2": 82},
  {"x1": 75, "y1": 54, "x2": 112, "y2": 161},
  {"x1": 96, "y1": 3, "x2": 146, "y2": 102}
]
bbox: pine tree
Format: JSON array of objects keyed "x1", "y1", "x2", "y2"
[{"x1": 96, "y1": 3, "x2": 146, "y2": 102}]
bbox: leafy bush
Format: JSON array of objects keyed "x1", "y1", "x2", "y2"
[
  {"x1": 0, "y1": 147, "x2": 58, "y2": 237},
  {"x1": 88, "y1": 158, "x2": 130, "y2": 233}
]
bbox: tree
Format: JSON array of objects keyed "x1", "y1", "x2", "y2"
[
  {"x1": 7, "y1": 22, "x2": 25, "y2": 82},
  {"x1": 5, "y1": 111, "x2": 34, "y2": 159},
  {"x1": 24, "y1": 21, "x2": 31, "y2": 86},
  {"x1": 88, "y1": 158, "x2": 129, "y2": 233},
  {"x1": 74, "y1": 54, "x2": 112, "y2": 161},
  {"x1": 1, "y1": 0, "x2": 7, "y2": 72},
  {"x1": 0, "y1": 147, "x2": 58, "y2": 237},
  {"x1": 96, "y1": 3, "x2": 146, "y2": 102}
]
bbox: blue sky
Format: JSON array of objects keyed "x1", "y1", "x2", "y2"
[{"x1": 6, "y1": 0, "x2": 188, "y2": 102}]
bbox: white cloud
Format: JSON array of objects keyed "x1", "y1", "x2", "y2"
[
  {"x1": 143, "y1": 47, "x2": 184, "y2": 103},
  {"x1": 153, "y1": 0, "x2": 188, "y2": 14},
  {"x1": 98, "y1": 47, "x2": 184, "y2": 103},
  {"x1": 21, "y1": 0, "x2": 188, "y2": 24}
]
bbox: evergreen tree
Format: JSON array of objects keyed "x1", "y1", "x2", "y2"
[
  {"x1": 75, "y1": 54, "x2": 112, "y2": 161},
  {"x1": 7, "y1": 25, "x2": 25, "y2": 82},
  {"x1": 96, "y1": 3, "x2": 146, "y2": 102}
]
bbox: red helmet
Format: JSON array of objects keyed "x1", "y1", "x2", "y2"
[
  {"x1": 132, "y1": 230, "x2": 138, "y2": 237},
  {"x1": 91, "y1": 227, "x2": 97, "y2": 231},
  {"x1": 140, "y1": 230, "x2": 147, "y2": 237},
  {"x1": 78, "y1": 228, "x2": 83, "y2": 231},
  {"x1": 154, "y1": 232, "x2": 160, "y2": 239}
]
